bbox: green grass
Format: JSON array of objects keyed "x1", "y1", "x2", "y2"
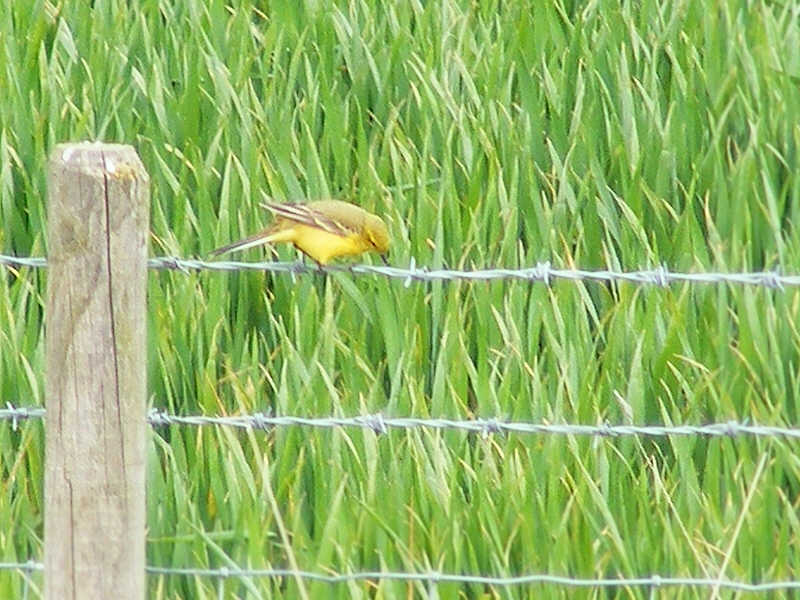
[{"x1": 3, "y1": 0, "x2": 800, "y2": 597}]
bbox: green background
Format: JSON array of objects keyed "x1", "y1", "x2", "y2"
[{"x1": 2, "y1": 0, "x2": 800, "y2": 597}]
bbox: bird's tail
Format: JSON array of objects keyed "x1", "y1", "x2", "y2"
[{"x1": 210, "y1": 228, "x2": 283, "y2": 257}]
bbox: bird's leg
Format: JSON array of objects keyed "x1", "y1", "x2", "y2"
[{"x1": 300, "y1": 251, "x2": 325, "y2": 275}]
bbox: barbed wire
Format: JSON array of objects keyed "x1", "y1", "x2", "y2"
[
  {"x1": 5, "y1": 252, "x2": 798, "y2": 597},
  {"x1": 4, "y1": 406, "x2": 798, "y2": 594},
  {"x1": 141, "y1": 567, "x2": 800, "y2": 591},
  {"x1": 3, "y1": 404, "x2": 800, "y2": 438},
  {"x1": 1, "y1": 561, "x2": 799, "y2": 592},
  {"x1": 2, "y1": 254, "x2": 798, "y2": 287},
  {"x1": 146, "y1": 411, "x2": 800, "y2": 438}
]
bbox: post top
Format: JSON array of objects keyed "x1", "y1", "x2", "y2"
[{"x1": 50, "y1": 143, "x2": 146, "y2": 180}]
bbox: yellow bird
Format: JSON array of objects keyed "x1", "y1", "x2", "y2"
[{"x1": 211, "y1": 200, "x2": 390, "y2": 265}]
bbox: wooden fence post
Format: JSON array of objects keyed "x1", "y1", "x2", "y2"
[{"x1": 45, "y1": 143, "x2": 149, "y2": 599}]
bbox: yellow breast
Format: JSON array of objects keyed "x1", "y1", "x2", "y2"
[{"x1": 288, "y1": 224, "x2": 370, "y2": 264}]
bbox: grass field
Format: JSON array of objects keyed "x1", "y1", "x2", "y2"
[{"x1": 3, "y1": 0, "x2": 800, "y2": 597}]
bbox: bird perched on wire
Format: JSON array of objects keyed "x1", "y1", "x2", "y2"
[{"x1": 211, "y1": 200, "x2": 390, "y2": 265}]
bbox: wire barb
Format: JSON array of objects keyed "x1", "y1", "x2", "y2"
[
  {"x1": 652, "y1": 264, "x2": 670, "y2": 287},
  {"x1": 760, "y1": 270, "x2": 783, "y2": 290},
  {"x1": 252, "y1": 411, "x2": 273, "y2": 431},
  {"x1": 147, "y1": 407, "x2": 172, "y2": 426},
  {"x1": 360, "y1": 413, "x2": 388, "y2": 434},
  {"x1": 534, "y1": 261, "x2": 552, "y2": 285},
  {"x1": 479, "y1": 418, "x2": 503, "y2": 438}
]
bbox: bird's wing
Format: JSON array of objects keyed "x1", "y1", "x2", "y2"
[{"x1": 264, "y1": 203, "x2": 356, "y2": 237}]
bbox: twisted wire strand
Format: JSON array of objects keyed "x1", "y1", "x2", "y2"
[
  {"x1": 1, "y1": 562, "x2": 799, "y2": 591},
  {"x1": 3, "y1": 405, "x2": 799, "y2": 438},
  {"x1": 1, "y1": 254, "x2": 797, "y2": 287}
]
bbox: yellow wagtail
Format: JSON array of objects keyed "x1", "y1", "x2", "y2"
[{"x1": 211, "y1": 200, "x2": 390, "y2": 265}]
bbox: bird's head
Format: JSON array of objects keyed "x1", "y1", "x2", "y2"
[{"x1": 363, "y1": 214, "x2": 390, "y2": 262}]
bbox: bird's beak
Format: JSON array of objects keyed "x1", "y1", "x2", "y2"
[{"x1": 380, "y1": 254, "x2": 389, "y2": 266}]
